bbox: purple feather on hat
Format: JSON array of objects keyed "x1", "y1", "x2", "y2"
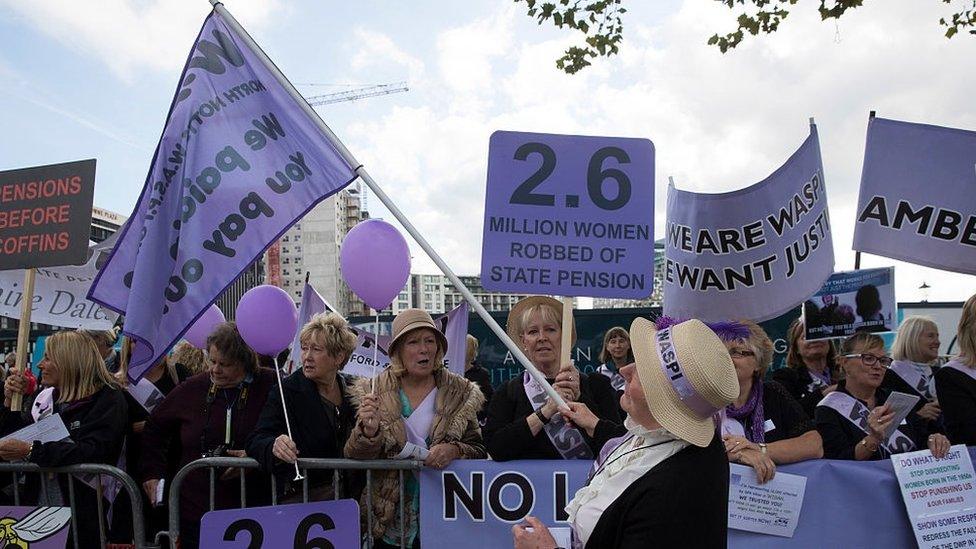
[{"x1": 653, "y1": 315, "x2": 750, "y2": 341}]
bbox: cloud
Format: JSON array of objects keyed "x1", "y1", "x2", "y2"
[
  {"x1": 340, "y1": 0, "x2": 976, "y2": 303},
  {"x1": 0, "y1": 0, "x2": 282, "y2": 81}
]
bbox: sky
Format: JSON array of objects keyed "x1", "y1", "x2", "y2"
[{"x1": 1, "y1": 0, "x2": 975, "y2": 306}]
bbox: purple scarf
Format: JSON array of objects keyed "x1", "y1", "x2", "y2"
[{"x1": 725, "y1": 380, "x2": 766, "y2": 444}]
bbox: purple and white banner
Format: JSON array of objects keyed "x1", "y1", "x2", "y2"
[
  {"x1": 664, "y1": 124, "x2": 833, "y2": 322},
  {"x1": 88, "y1": 11, "x2": 356, "y2": 380},
  {"x1": 853, "y1": 116, "x2": 976, "y2": 275},
  {"x1": 435, "y1": 301, "x2": 469, "y2": 375}
]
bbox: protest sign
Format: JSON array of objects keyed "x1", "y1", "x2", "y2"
[
  {"x1": 664, "y1": 124, "x2": 833, "y2": 322},
  {"x1": 803, "y1": 267, "x2": 895, "y2": 340},
  {"x1": 88, "y1": 10, "x2": 356, "y2": 380},
  {"x1": 892, "y1": 445, "x2": 976, "y2": 549},
  {"x1": 728, "y1": 463, "x2": 807, "y2": 538},
  {"x1": 0, "y1": 159, "x2": 95, "y2": 271},
  {"x1": 420, "y1": 459, "x2": 591, "y2": 548},
  {"x1": 0, "y1": 237, "x2": 119, "y2": 330},
  {"x1": 853, "y1": 116, "x2": 976, "y2": 275},
  {"x1": 0, "y1": 506, "x2": 71, "y2": 548},
  {"x1": 481, "y1": 131, "x2": 654, "y2": 298},
  {"x1": 200, "y1": 499, "x2": 359, "y2": 548}
]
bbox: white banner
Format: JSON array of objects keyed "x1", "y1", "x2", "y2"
[{"x1": 0, "y1": 236, "x2": 119, "y2": 329}]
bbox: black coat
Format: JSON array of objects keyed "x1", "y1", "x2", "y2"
[
  {"x1": 771, "y1": 366, "x2": 834, "y2": 420},
  {"x1": 584, "y1": 436, "x2": 730, "y2": 549},
  {"x1": 246, "y1": 371, "x2": 359, "y2": 498},
  {"x1": 484, "y1": 372, "x2": 621, "y2": 461},
  {"x1": 0, "y1": 385, "x2": 128, "y2": 548},
  {"x1": 934, "y1": 366, "x2": 976, "y2": 446}
]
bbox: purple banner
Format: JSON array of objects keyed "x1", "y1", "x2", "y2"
[
  {"x1": 664, "y1": 124, "x2": 833, "y2": 322},
  {"x1": 200, "y1": 499, "x2": 359, "y2": 548},
  {"x1": 0, "y1": 506, "x2": 71, "y2": 548},
  {"x1": 481, "y1": 131, "x2": 655, "y2": 298},
  {"x1": 435, "y1": 301, "x2": 469, "y2": 375},
  {"x1": 853, "y1": 116, "x2": 976, "y2": 275},
  {"x1": 87, "y1": 11, "x2": 355, "y2": 379}
]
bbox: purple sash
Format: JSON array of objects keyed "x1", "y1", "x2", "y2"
[
  {"x1": 818, "y1": 392, "x2": 916, "y2": 455},
  {"x1": 943, "y1": 359, "x2": 976, "y2": 382},
  {"x1": 889, "y1": 360, "x2": 936, "y2": 401},
  {"x1": 523, "y1": 373, "x2": 593, "y2": 460},
  {"x1": 31, "y1": 387, "x2": 55, "y2": 422},
  {"x1": 596, "y1": 364, "x2": 625, "y2": 392}
]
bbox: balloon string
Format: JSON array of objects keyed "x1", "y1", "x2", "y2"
[{"x1": 371, "y1": 314, "x2": 379, "y2": 394}]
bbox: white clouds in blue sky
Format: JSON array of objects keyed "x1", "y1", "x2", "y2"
[{"x1": 1, "y1": 0, "x2": 974, "y2": 303}]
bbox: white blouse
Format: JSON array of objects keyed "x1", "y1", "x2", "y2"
[{"x1": 565, "y1": 418, "x2": 689, "y2": 547}]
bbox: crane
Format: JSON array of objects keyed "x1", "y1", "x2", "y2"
[{"x1": 304, "y1": 82, "x2": 409, "y2": 107}]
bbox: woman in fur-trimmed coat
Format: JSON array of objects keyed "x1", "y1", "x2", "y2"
[{"x1": 345, "y1": 309, "x2": 485, "y2": 549}]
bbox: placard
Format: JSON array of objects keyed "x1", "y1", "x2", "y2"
[
  {"x1": 803, "y1": 267, "x2": 895, "y2": 340},
  {"x1": 200, "y1": 499, "x2": 359, "y2": 549},
  {"x1": 728, "y1": 463, "x2": 808, "y2": 538},
  {"x1": 891, "y1": 445, "x2": 976, "y2": 549},
  {"x1": 0, "y1": 159, "x2": 95, "y2": 270},
  {"x1": 0, "y1": 506, "x2": 71, "y2": 548},
  {"x1": 481, "y1": 131, "x2": 654, "y2": 298}
]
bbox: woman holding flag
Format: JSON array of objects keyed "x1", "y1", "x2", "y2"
[
  {"x1": 484, "y1": 296, "x2": 621, "y2": 461},
  {"x1": 246, "y1": 312, "x2": 360, "y2": 501},
  {"x1": 346, "y1": 308, "x2": 484, "y2": 549}
]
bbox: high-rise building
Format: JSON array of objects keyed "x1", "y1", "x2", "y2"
[
  {"x1": 91, "y1": 206, "x2": 127, "y2": 243},
  {"x1": 592, "y1": 239, "x2": 666, "y2": 309},
  {"x1": 270, "y1": 182, "x2": 369, "y2": 315},
  {"x1": 381, "y1": 274, "x2": 539, "y2": 315}
]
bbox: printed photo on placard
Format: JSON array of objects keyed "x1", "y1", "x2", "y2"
[{"x1": 803, "y1": 267, "x2": 895, "y2": 341}]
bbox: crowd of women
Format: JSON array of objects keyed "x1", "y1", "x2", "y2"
[{"x1": 0, "y1": 291, "x2": 972, "y2": 548}]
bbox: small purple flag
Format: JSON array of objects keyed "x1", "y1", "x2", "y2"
[
  {"x1": 852, "y1": 116, "x2": 976, "y2": 275},
  {"x1": 435, "y1": 301, "x2": 470, "y2": 375},
  {"x1": 88, "y1": 11, "x2": 356, "y2": 380},
  {"x1": 664, "y1": 124, "x2": 834, "y2": 322},
  {"x1": 284, "y1": 281, "x2": 334, "y2": 374}
]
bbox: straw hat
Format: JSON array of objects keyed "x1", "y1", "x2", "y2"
[
  {"x1": 506, "y1": 296, "x2": 578, "y2": 346},
  {"x1": 388, "y1": 308, "x2": 448, "y2": 357},
  {"x1": 630, "y1": 317, "x2": 739, "y2": 447}
]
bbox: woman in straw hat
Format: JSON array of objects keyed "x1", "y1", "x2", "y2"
[
  {"x1": 815, "y1": 332, "x2": 950, "y2": 460},
  {"x1": 346, "y1": 308, "x2": 485, "y2": 549},
  {"x1": 715, "y1": 320, "x2": 822, "y2": 484},
  {"x1": 514, "y1": 318, "x2": 739, "y2": 548},
  {"x1": 935, "y1": 292, "x2": 976, "y2": 445},
  {"x1": 484, "y1": 296, "x2": 621, "y2": 461}
]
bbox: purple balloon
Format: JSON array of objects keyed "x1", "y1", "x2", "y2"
[
  {"x1": 184, "y1": 304, "x2": 226, "y2": 349},
  {"x1": 236, "y1": 285, "x2": 298, "y2": 356},
  {"x1": 340, "y1": 219, "x2": 411, "y2": 310}
]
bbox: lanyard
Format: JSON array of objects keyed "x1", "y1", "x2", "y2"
[{"x1": 201, "y1": 376, "x2": 251, "y2": 453}]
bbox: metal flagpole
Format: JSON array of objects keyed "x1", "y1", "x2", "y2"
[{"x1": 209, "y1": 0, "x2": 567, "y2": 409}]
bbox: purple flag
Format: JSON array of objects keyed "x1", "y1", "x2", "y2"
[
  {"x1": 852, "y1": 116, "x2": 976, "y2": 275},
  {"x1": 664, "y1": 124, "x2": 834, "y2": 322},
  {"x1": 88, "y1": 11, "x2": 356, "y2": 379},
  {"x1": 435, "y1": 301, "x2": 470, "y2": 375},
  {"x1": 284, "y1": 281, "x2": 334, "y2": 374}
]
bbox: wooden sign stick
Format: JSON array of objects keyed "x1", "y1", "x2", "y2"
[{"x1": 12, "y1": 268, "x2": 37, "y2": 412}]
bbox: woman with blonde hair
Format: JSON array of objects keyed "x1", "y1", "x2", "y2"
[
  {"x1": 346, "y1": 309, "x2": 485, "y2": 549},
  {"x1": 0, "y1": 330, "x2": 128, "y2": 548},
  {"x1": 247, "y1": 312, "x2": 360, "y2": 501},
  {"x1": 170, "y1": 340, "x2": 207, "y2": 375},
  {"x1": 887, "y1": 316, "x2": 942, "y2": 422},
  {"x1": 816, "y1": 332, "x2": 950, "y2": 460},
  {"x1": 935, "y1": 293, "x2": 976, "y2": 445}
]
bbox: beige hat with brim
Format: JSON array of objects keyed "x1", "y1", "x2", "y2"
[
  {"x1": 506, "y1": 295, "x2": 577, "y2": 347},
  {"x1": 388, "y1": 308, "x2": 448, "y2": 357},
  {"x1": 630, "y1": 317, "x2": 739, "y2": 447}
]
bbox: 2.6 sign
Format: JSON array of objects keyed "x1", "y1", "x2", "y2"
[
  {"x1": 481, "y1": 131, "x2": 655, "y2": 299},
  {"x1": 200, "y1": 499, "x2": 359, "y2": 549}
]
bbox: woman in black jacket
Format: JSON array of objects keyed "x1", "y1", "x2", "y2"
[
  {"x1": 246, "y1": 312, "x2": 360, "y2": 501},
  {"x1": 772, "y1": 319, "x2": 840, "y2": 419},
  {"x1": 935, "y1": 293, "x2": 976, "y2": 445},
  {"x1": 0, "y1": 330, "x2": 128, "y2": 549}
]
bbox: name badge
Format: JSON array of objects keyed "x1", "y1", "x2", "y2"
[
  {"x1": 763, "y1": 419, "x2": 776, "y2": 433},
  {"x1": 900, "y1": 419, "x2": 908, "y2": 426}
]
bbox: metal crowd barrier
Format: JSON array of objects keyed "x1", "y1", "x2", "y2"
[
  {"x1": 165, "y1": 456, "x2": 425, "y2": 549},
  {"x1": 0, "y1": 461, "x2": 155, "y2": 549}
]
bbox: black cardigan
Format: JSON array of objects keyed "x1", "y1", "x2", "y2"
[
  {"x1": 246, "y1": 370, "x2": 359, "y2": 497},
  {"x1": 483, "y1": 372, "x2": 621, "y2": 461},
  {"x1": 934, "y1": 366, "x2": 976, "y2": 446},
  {"x1": 771, "y1": 366, "x2": 834, "y2": 420},
  {"x1": 584, "y1": 436, "x2": 730, "y2": 548}
]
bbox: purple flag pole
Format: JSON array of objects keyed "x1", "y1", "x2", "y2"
[{"x1": 208, "y1": 0, "x2": 566, "y2": 409}]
